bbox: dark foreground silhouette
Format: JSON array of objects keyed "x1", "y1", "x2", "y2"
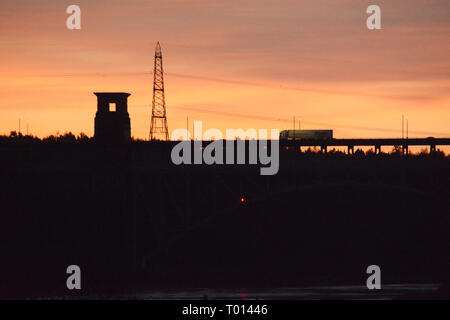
[{"x1": 0, "y1": 136, "x2": 449, "y2": 299}]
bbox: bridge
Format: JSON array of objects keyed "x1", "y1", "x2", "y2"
[{"x1": 282, "y1": 138, "x2": 450, "y2": 154}]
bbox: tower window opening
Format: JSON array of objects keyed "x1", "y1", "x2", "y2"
[{"x1": 109, "y1": 103, "x2": 116, "y2": 112}]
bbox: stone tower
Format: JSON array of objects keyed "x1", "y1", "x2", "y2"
[{"x1": 94, "y1": 92, "x2": 131, "y2": 142}]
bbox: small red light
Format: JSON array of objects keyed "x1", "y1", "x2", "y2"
[{"x1": 240, "y1": 197, "x2": 245, "y2": 203}]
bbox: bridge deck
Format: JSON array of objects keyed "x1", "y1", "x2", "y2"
[{"x1": 282, "y1": 138, "x2": 450, "y2": 147}]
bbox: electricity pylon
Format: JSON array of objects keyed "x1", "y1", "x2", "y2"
[{"x1": 149, "y1": 42, "x2": 169, "y2": 141}]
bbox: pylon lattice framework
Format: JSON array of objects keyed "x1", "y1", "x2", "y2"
[{"x1": 149, "y1": 42, "x2": 169, "y2": 141}]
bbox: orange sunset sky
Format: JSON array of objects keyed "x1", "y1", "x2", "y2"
[{"x1": 0, "y1": 0, "x2": 449, "y2": 149}]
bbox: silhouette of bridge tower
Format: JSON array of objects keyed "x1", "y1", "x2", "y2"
[{"x1": 149, "y1": 42, "x2": 169, "y2": 141}]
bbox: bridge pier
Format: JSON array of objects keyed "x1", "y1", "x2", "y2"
[
  {"x1": 402, "y1": 145, "x2": 408, "y2": 156},
  {"x1": 283, "y1": 138, "x2": 450, "y2": 155}
]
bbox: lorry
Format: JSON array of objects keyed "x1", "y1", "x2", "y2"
[{"x1": 279, "y1": 130, "x2": 333, "y2": 140}]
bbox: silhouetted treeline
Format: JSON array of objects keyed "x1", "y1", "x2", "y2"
[
  {"x1": 1, "y1": 131, "x2": 90, "y2": 144},
  {"x1": 0, "y1": 132, "x2": 447, "y2": 158}
]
